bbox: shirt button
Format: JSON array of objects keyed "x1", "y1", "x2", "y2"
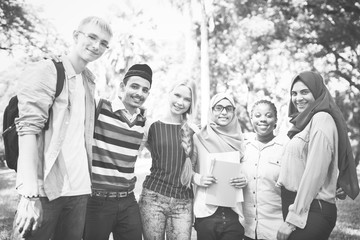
[{"x1": 253, "y1": 191, "x2": 255, "y2": 194}]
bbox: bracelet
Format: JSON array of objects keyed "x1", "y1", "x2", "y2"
[
  {"x1": 22, "y1": 195, "x2": 40, "y2": 200},
  {"x1": 286, "y1": 222, "x2": 296, "y2": 232}
]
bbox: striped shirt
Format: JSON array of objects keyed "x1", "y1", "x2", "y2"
[
  {"x1": 142, "y1": 120, "x2": 194, "y2": 199},
  {"x1": 92, "y1": 98, "x2": 146, "y2": 192}
]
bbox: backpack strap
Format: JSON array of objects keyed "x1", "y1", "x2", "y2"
[
  {"x1": 43, "y1": 60, "x2": 65, "y2": 130},
  {"x1": 52, "y1": 60, "x2": 65, "y2": 97}
]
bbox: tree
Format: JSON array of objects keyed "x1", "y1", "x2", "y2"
[
  {"x1": 237, "y1": 0, "x2": 360, "y2": 162},
  {"x1": 199, "y1": 0, "x2": 211, "y2": 126},
  {"x1": 207, "y1": 0, "x2": 360, "y2": 162},
  {"x1": 0, "y1": 0, "x2": 34, "y2": 52},
  {"x1": 0, "y1": 0, "x2": 67, "y2": 57},
  {"x1": 231, "y1": 0, "x2": 360, "y2": 91}
]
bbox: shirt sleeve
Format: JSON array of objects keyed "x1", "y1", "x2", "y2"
[
  {"x1": 286, "y1": 113, "x2": 336, "y2": 228},
  {"x1": 15, "y1": 60, "x2": 57, "y2": 135}
]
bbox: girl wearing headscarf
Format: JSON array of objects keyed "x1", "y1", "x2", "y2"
[
  {"x1": 139, "y1": 80, "x2": 197, "y2": 240},
  {"x1": 276, "y1": 71, "x2": 359, "y2": 240},
  {"x1": 192, "y1": 92, "x2": 246, "y2": 240}
]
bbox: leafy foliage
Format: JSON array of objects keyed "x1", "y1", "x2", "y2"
[
  {"x1": 205, "y1": 0, "x2": 360, "y2": 162},
  {"x1": 0, "y1": 0, "x2": 35, "y2": 52},
  {"x1": 0, "y1": 0, "x2": 67, "y2": 57},
  {"x1": 0, "y1": 0, "x2": 359, "y2": 162}
]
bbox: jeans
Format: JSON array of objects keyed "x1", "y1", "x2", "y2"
[
  {"x1": 83, "y1": 192, "x2": 142, "y2": 240},
  {"x1": 12, "y1": 195, "x2": 88, "y2": 240},
  {"x1": 194, "y1": 207, "x2": 244, "y2": 240},
  {"x1": 281, "y1": 187, "x2": 337, "y2": 240},
  {"x1": 139, "y1": 188, "x2": 193, "y2": 240}
]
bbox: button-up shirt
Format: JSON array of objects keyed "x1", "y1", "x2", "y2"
[
  {"x1": 277, "y1": 112, "x2": 338, "y2": 229},
  {"x1": 241, "y1": 134, "x2": 286, "y2": 240},
  {"x1": 16, "y1": 56, "x2": 96, "y2": 200}
]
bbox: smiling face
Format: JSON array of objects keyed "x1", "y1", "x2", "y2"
[
  {"x1": 120, "y1": 76, "x2": 150, "y2": 113},
  {"x1": 73, "y1": 23, "x2": 111, "y2": 63},
  {"x1": 169, "y1": 85, "x2": 192, "y2": 116},
  {"x1": 291, "y1": 80, "x2": 315, "y2": 113},
  {"x1": 212, "y1": 99, "x2": 235, "y2": 126},
  {"x1": 251, "y1": 102, "x2": 277, "y2": 137}
]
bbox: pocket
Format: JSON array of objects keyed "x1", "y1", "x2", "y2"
[
  {"x1": 294, "y1": 128, "x2": 310, "y2": 143},
  {"x1": 290, "y1": 129, "x2": 310, "y2": 160},
  {"x1": 140, "y1": 188, "x2": 158, "y2": 203},
  {"x1": 268, "y1": 158, "x2": 281, "y2": 166}
]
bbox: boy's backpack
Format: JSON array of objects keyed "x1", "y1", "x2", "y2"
[{"x1": 2, "y1": 60, "x2": 65, "y2": 171}]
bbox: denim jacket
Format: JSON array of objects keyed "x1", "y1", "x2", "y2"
[{"x1": 15, "y1": 56, "x2": 95, "y2": 200}]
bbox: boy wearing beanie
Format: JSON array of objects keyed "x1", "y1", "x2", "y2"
[{"x1": 83, "y1": 64, "x2": 152, "y2": 240}]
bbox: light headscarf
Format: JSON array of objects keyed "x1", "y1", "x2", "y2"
[
  {"x1": 197, "y1": 93, "x2": 244, "y2": 154},
  {"x1": 288, "y1": 71, "x2": 359, "y2": 200}
]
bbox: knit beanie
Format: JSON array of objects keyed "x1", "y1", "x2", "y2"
[{"x1": 123, "y1": 64, "x2": 152, "y2": 85}]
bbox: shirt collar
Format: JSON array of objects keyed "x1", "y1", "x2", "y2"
[
  {"x1": 60, "y1": 55, "x2": 96, "y2": 83},
  {"x1": 111, "y1": 97, "x2": 141, "y2": 116},
  {"x1": 245, "y1": 133, "x2": 283, "y2": 147},
  {"x1": 60, "y1": 55, "x2": 77, "y2": 79}
]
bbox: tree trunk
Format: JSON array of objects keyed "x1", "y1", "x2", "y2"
[{"x1": 200, "y1": 0, "x2": 210, "y2": 127}]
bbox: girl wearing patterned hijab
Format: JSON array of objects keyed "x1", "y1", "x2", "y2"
[
  {"x1": 192, "y1": 92, "x2": 246, "y2": 240},
  {"x1": 277, "y1": 71, "x2": 359, "y2": 240}
]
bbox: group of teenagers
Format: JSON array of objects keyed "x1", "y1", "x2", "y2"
[{"x1": 11, "y1": 15, "x2": 359, "y2": 240}]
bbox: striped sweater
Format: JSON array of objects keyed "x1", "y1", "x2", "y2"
[{"x1": 92, "y1": 99, "x2": 146, "y2": 192}]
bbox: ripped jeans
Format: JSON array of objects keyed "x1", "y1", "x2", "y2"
[{"x1": 139, "y1": 188, "x2": 193, "y2": 240}]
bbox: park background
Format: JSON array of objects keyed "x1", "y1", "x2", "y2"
[{"x1": 0, "y1": 0, "x2": 360, "y2": 239}]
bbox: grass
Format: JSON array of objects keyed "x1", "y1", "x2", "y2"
[
  {"x1": 0, "y1": 168, "x2": 17, "y2": 240},
  {"x1": 0, "y1": 162, "x2": 359, "y2": 240},
  {"x1": 330, "y1": 196, "x2": 360, "y2": 239}
]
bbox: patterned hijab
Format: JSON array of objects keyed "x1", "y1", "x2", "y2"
[
  {"x1": 288, "y1": 71, "x2": 359, "y2": 200},
  {"x1": 197, "y1": 93, "x2": 244, "y2": 154}
]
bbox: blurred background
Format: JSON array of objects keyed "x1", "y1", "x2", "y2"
[
  {"x1": 0, "y1": 1, "x2": 360, "y2": 239},
  {"x1": 1, "y1": 0, "x2": 360, "y2": 162}
]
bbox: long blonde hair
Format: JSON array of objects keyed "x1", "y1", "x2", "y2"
[{"x1": 169, "y1": 80, "x2": 197, "y2": 188}]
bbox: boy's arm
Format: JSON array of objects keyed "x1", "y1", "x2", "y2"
[
  {"x1": 15, "y1": 135, "x2": 43, "y2": 238},
  {"x1": 14, "y1": 60, "x2": 57, "y2": 236},
  {"x1": 16, "y1": 135, "x2": 39, "y2": 196}
]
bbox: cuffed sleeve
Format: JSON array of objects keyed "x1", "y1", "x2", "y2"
[
  {"x1": 15, "y1": 60, "x2": 57, "y2": 135},
  {"x1": 286, "y1": 113, "x2": 337, "y2": 228}
]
